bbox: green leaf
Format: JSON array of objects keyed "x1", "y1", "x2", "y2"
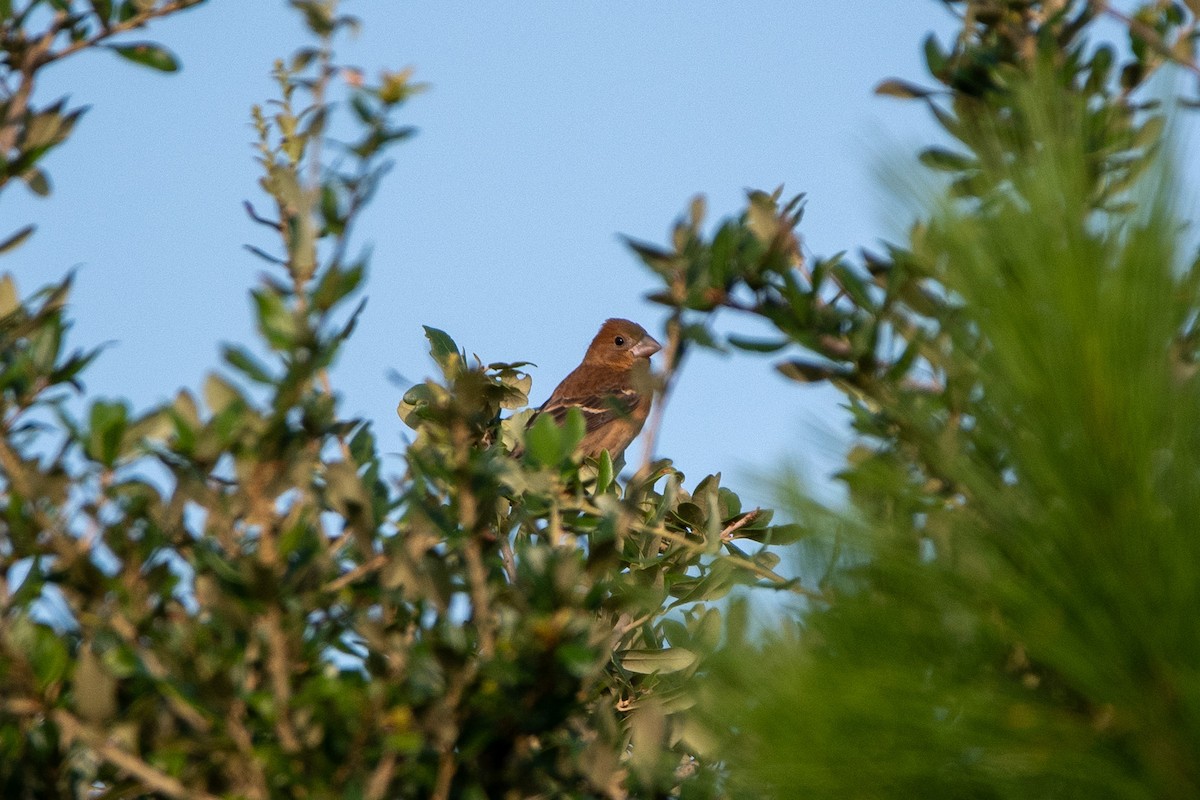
[
  {"x1": 349, "y1": 423, "x2": 376, "y2": 466},
  {"x1": 22, "y1": 106, "x2": 81, "y2": 154},
  {"x1": 875, "y1": 78, "x2": 933, "y2": 99},
  {"x1": 21, "y1": 168, "x2": 50, "y2": 197},
  {"x1": 422, "y1": 325, "x2": 461, "y2": 374},
  {"x1": 923, "y1": 33, "x2": 948, "y2": 77},
  {"x1": 776, "y1": 360, "x2": 839, "y2": 384},
  {"x1": 398, "y1": 383, "x2": 436, "y2": 428},
  {"x1": 169, "y1": 389, "x2": 200, "y2": 451},
  {"x1": 695, "y1": 607, "x2": 722, "y2": 652},
  {"x1": 595, "y1": 448, "x2": 614, "y2": 493},
  {"x1": 660, "y1": 618, "x2": 688, "y2": 648},
  {"x1": 1088, "y1": 44, "x2": 1115, "y2": 91},
  {"x1": 919, "y1": 147, "x2": 974, "y2": 172},
  {"x1": 831, "y1": 262, "x2": 875, "y2": 309},
  {"x1": 760, "y1": 523, "x2": 807, "y2": 545},
  {"x1": 525, "y1": 412, "x2": 563, "y2": 464},
  {"x1": 125, "y1": 407, "x2": 172, "y2": 445},
  {"x1": 88, "y1": 399, "x2": 130, "y2": 466},
  {"x1": 669, "y1": 563, "x2": 737, "y2": 605},
  {"x1": 755, "y1": 550, "x2": 781, "y2": 570},
  {"x1": 108, "y1": 42, "x2": 180, "y2": 72},
  {"x1": 252, "y1": 288, "x2": 296, "y2": 350},
  {"x1": 203, "y1": 373, "x2": 243, "y2": 414},
  {"x1": 18, "y1": 620, "x2": 70, "y2": 690},
  {"x1": 30, "y1": 321, "x2": 63, "y2": 372},
  {"x1": 292, "y1": 0, "x2": 335, "y2": 35},
  {"x1": 73, "y1": 647, "x2": 118, "y2": 723},
  {"x1": 312, "y1": 263, "x2": 364, "y2": 311},
  {"x1": 671, "y1": 501, "x2": 706, "y2": 530},
  {"x1": 89, "y1": 0, "x2": 114, "y2": 20},
  {"x1": 718, "y1": 487, "x2": 741, "y2": 519},
  {"x1": 326, "y1": 460, "x2": 370, "y2": 524},
  {"x1": 1133, "y1": 115, "x2": 1165, "y2": 151},
  {"x1": 222, "y1": 344, "x2": 274, "y2": 384},
  {"x1": 618, "y1": 647, "x2": 698, "y2": 675},
  {"x1": 728, "y1": 334, "x2": 790, "y2": 353},
  {"x1": 0, "y1": 225, "x2": 35, "y2": 256},
  {"x1": 623, "y1": 236, "x2": 677, "y2": 274}
]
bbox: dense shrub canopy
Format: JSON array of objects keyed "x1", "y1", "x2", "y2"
[{"x1": 2, "y1": 2, "x2": 1200, "y2": 799}]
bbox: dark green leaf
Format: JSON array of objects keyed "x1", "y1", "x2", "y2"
[
  {"x1": 875, "y1": 78, "x2": 934, "y2": 99},
  {"x1": 919, "y1": 147, "x2": 974, "y2": 172},
  {"x1": 89, "y1": 0, "x2": 114, "y2": 21},
  {"x1": 87, "y1": 399, "x2": 130, "y2": 466},
  {"x1": 728, "y1": 334, "x2": 790, "y2": 353},
  {"x1": 776, "y1": 360, "x2": 842, "y2": 384},
  {"x1": 252, "y1": 288, "x2": 296, "y2": 350},
  {"x1": 0, "y1": 224, "x2": 35, "y2": 255},
  {"x1": 923, "y1": 33, "x2": 948, "y2": 77},
  {"x1": 422, "y1": 325, "x2": 460, "y2": 373},
  {"x1": 108, "y1": 42, "x2": 180, "y2": 72},
  {"x1": 222, "y1": 345, "x2": 274, "y2": 384},
  {"x1": 22, "y1": 168, "x2": 50, "y2": 197}
]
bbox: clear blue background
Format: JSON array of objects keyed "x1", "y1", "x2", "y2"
[{"x1": 8, "y1": 3, "x2": 979, "y2": 509}]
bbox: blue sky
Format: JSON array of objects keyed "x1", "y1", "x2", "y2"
[{"x1": 8, "y1": 3, "x2": 963, "y2": 511}]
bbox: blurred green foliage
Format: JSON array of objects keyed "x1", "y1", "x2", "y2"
[
  {"x1": 4, "y1": 0, "x2": 1200, "y2": 798},
  {"x1": 618, "y1": 1, "x2": 1200, "y2": 797}
]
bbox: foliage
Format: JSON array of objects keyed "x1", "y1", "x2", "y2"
[
  {"x1": 0, "y1": 2, "x2": 805, "y2": 798},
  {"x1": 5, "y1": 0, "x2": 1200, "y2": 797},
  {"x1": 614, "y1": 1, "x2": 1200, "y2": 796},
  {"x1": 0, "y1": 1, "x2": 202, "y2": 222}
]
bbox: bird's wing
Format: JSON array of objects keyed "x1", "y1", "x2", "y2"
[{"x1": 536, "y1": 387, "x2": 640, "y2": 434}]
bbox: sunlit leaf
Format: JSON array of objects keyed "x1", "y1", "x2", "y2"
[{"x1": 618, "y1": 647, "x2": 698, "y2": 675}]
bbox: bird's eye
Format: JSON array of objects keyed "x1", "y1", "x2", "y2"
[{"x1": 614, "y1": 336, "x2": 625, "y2": 347}]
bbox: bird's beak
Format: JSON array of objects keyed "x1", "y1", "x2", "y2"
[{"x1": 631, "y1": 334, "x2": 662, "y2": 359}]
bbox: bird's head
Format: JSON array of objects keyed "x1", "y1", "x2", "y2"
[{"x1": 584, "y1": 318, "x2": 662, "y2": 370}]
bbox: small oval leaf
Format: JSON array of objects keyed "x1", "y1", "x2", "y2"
[
  {"x1": 109, "y1": 42, "x2": 180, "y2": 72},
  {"x1": 0, "y1": 224, "x2": 35, "y2": 256},
  {"x1": 618, "y1": 647, "x2": 698, "y2": 675}
]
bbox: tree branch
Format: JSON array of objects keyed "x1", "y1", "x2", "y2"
[{"x1": 53, "y1": 709, "x2": 221, "y2": 800}]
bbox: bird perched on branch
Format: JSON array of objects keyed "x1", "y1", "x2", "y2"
[{"x1": 527, "y1": 318, "x2": 662, "y2": 461}]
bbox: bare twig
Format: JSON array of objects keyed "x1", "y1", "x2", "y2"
[
  {"x1": 43, "y1": 2, "x2": 206, "y2": 68},
  {"x1": 108, "y1": 613, "x2": 212, "y2": 733},
  {"x1": 1089, "y1": 0, "x2": 1200, "y2": 80},
  {"x1": 53, "y1": 709, "x2": 221, "y2": 800},
  {"x1": 611, "y1": 611, "x2": 655, "y2": 648},
  {"x1": 243, "y1": 200, "x2": 281, "y2": 229},
  {"x1": 499, "y1": 534, "x2": 519, "y2": 584},
  {"x1": 462, "y1": 537, "x2": 496, "y2": 658},
  {"x1": 365, "y1": 749, "x2": 399, "y2": 800},
  {"x1": 432, "y1": 749, "x2": 457, "y2": 800},
  {"x1": 320, "y1": 372, "x2": 356, "y2": 464},
  {"x1": 263, "y1": 608, "x2": 302, "y2": 753},
  {"x1": 2, "y1": 4, "x2": 203, "y2": 158},
  {"x1": 226, "y1": 699, "x2": 270, "y2": 800},
  {"x1": 323, "y1": 552, "x2": 387, "y2": 593},
  {"x1": 719, "y1": 508, "x2": 760, "y2": 541},
  {"x1": 2, "y1": 697, "x2": 41, "y2": 715},
  {"x1": 429, "y1": 666, "x2": 475, "y2": 800}
]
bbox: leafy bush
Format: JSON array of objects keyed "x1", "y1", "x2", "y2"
[
  {"x1": 4, "y1": 1, "x2": 1200, "y2": 798},
  {"x1": 0, "y1": 2, "x2": 803, "y2": 797}
]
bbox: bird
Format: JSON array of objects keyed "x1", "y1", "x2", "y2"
[{"x1": 525, "y1": 318, "x2": 662, "y2": 461}]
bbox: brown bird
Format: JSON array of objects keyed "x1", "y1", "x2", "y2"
[{"x1": 528, "y1": 318, "x2": 661, "y2": 461}]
